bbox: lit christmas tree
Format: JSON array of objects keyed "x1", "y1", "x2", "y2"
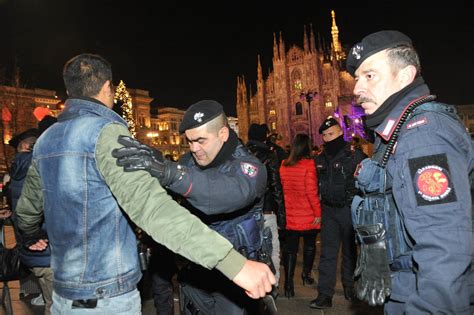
[{"x1": 114, "y1": 80, "x2": 136, "y2": 137}]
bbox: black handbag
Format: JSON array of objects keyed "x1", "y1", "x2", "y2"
[{"x1": 0, "y1": 220, "x2": 23, "y2": 315}]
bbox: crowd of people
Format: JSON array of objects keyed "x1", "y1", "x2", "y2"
[{"x1": 0, "y1": 29, "x2": 472, "y2": 315}]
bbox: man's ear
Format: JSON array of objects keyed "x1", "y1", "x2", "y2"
[
  {"x1": 397, "y1": 65, "x2": 417, "y2": 88},
  {"x1": 219, "y1": 126, "x2": 230, "y2": 142}
]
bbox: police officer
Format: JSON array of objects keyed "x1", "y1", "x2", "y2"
[
  {"x1": 114, "y1": 100, "x2": 268, "y2": 314},
  {"x1": 347, "y1": 31, "x2": 473, "y2": 313},
  {"x1": 310, "y1": 118, "x2": 366, "y2": 309}
]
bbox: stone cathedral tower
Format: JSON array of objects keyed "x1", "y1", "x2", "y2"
[{"x1": 236, "y1": 10, "x2": 355, "y2": 145}]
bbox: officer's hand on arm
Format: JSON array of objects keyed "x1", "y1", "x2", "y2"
[
  {"x1": 354, "y1": 223, "x2": 391, "y2": 306},
  {"x1": 112, "y1": 136, "x2": 183, "y2": 187},
  {"x1": 113, "y1": 135, "x2": 164, "y2": 162},
  {"x1": 232, "y1": 260, "x2": 276, "y2": 299}
]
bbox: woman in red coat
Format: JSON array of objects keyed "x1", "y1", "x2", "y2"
[{"x1": 280, "y1": 134, "x2": 321, "y2": 298}]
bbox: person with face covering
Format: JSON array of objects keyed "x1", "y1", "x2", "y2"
[
  {"x1": 310, "y1": 118, "x2": 366, "y2": 309},
  {"x1": 347, "y1": 30, "x2": 473, "y2": 314},
  {"x1": 113, "y1": 100, "x2": 272, "y2": 314}
]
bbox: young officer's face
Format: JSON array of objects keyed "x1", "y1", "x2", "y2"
[
  {"x1": 322, "y1": 125, "x2": 343, "y2": 143},
  {"x1": 184, "y1": 124, "x2": 229, "y2": 167},
  {"x1": 352, "y1": 50, "x2": 404, "y2": 115}
]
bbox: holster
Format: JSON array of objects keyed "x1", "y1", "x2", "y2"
[{"x1": 352, "y1": 158, "x2": 412, "y2": 266}]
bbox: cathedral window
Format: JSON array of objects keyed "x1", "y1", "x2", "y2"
[{"x1": 295, "y1": 102, "x2": 303, "y2": 115}]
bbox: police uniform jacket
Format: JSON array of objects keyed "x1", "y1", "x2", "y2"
[
  {"x1": 315, "y1": 143, "x2": 366, "y2": 208},
  {"x1": 168, "y1": 130, "x2": 267, "y2": 251},
  {"x1": 371, "y1": 82, "x2": 473, "y2": 313}
]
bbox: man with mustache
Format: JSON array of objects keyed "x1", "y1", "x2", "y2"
[{"x1": 347, "y1": 30, "x2": 473, "y2": 314}]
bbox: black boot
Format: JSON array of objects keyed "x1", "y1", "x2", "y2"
[
  {"x1": 283, "y1": 252, "x2": 296, "y2": 298},
  {"x1": 301, "y1": 248, "x2": 315, "y2": 286},
  {"x1": 309, "y1": 294, "x2": 333, "y2": 309},
  {"x1": 343, "y1": 285, "x2": 355, "y2": 301}
]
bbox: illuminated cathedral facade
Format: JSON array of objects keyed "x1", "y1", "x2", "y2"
[{"x1": 236, "y1": 11, "x2": 358, "y2": 146}]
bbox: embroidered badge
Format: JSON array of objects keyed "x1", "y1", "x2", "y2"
[
  {"x1": 194, "y1": 112, "x2": 204, "y2": 122},
  {"x1": 408, "y1": 153, "x2": 457, "y2": 206},
  {"x1": 241, "y1": 162, "x2": 258, "y2": 177},
  {"x1": 407, "y1": 118, "x2": 428, "y2": 130}
]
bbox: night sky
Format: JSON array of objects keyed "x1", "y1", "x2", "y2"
[{"x1": 0, "y1": 0, "x2": 472, "y2": 116}]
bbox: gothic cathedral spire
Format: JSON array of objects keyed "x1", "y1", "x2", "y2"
[
  {"x1": 331, "y1": 10, "x2": 345, "y2": 60},
  {"x1": 279, "y1": 32, "x2": 285, "y2": 61},
  {"x1": 309, "y1": 23, "x2": 317, "y2": 54},
  {"x1": 303, "y1": 25, "x2": 309, "y2": 54},
  {"x1": 273, "y1": 33, "x2": 279, "y2": 61}
]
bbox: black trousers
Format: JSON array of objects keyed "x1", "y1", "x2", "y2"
[
  {"x1": 179, "y1": 264, "x2": 257, "y2": 315},
  {"x1": 317, "y1": 205, "x2": 356, "y2": 297},
  {"x1": 284, "y1": 229, "x2": 318, "y2": 255}
]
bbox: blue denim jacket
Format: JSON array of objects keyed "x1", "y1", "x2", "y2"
[{"x1": 32, "y1": 98, "x2": 141, "y2": 300}]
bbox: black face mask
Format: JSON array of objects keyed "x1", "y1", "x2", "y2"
[{"x1": 324, "y1": 135, "x2": 345, "y2": 156}]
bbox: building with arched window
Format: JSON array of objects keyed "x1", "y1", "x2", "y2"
[{"x1": 236, "y1": 11, "x2": 356, "y2": 146}]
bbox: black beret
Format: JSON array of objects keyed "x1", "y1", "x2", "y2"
[
  {"x1": 248, "y1": 123, "x2": 267, "y2": 142},
  {"x1": 179, "y1": 100, "x2": 224, "y2": 133},
  {"x1": 347, "y1": 30, "x2": 412, "y2": 76},
  {"x1": 9, "y1": 128, "x2": 39, "y2": 149},
  {"x1": 318, "y1": 117, "x2": 340, "y2": 134}
]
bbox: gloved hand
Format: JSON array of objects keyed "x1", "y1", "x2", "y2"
[
  {"x1": 112, "y1": 136, "x2": 184, "y2": 187},
  {"x1": 354, "y1": 223, "x2": 391, "y2": 306},
  {"x1": 112, "y1": 135, "x2": 164, "y2": 162}
]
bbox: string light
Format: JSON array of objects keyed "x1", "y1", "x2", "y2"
[{"x1": 114, "y1": 80, "x2": 136, "y2": 137}]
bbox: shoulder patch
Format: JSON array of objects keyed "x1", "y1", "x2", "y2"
[
  {"x1": 408, "y1": 153, "x2": 457, "y2": 206},
  {"x1": 407, "y1": 117, "x2": 428, "y2": 130},
  {"x1": 240, "y1": 162, "x2": 258, "y2": 178}
]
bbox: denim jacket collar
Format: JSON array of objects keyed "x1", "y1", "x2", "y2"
[{"x1": 59, "y1": 97, "x2": 127, "y2": 127}]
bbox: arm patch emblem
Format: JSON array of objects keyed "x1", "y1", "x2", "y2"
[
  {"x1": 240, "y1": 162, "x2": 258, "y2": 178},
  {"x1": 408, "y1": 153, "x2": 457, "y2": 206}
]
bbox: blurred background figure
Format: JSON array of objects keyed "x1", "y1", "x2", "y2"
[
  {"x1": 310, "y1": 118, "x2": 366, "y2": 309},
  {"x1": 279, "y1": 134, "x2": 321, "y2": 299},
  {"x1": 8, "y1": 115, "x2": 57, "y2": 314},
  {"x1": 246, "y1": 124, "x2": 285, "y2": 285}
]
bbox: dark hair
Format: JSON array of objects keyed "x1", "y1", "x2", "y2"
[
  {"x1": 283, "y1": 134, "x2": 311, "y2": 166},
  {"x1": 63, "y1": 53, "x2": 112, "y2": 98},
  {"x1": 387, "y1": 44, "x2": 421, "y2": 76}
]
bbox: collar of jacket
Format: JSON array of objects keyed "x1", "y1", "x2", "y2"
[
  {"x1": 58, "y1": 97, "x2": 127, "y2": 127},
  {"x1": 373, "y1": 79, "x2": 431, "y2": 141},
  {"x1": 197, "y1": 128, "x2": 239, "y2": 170}
]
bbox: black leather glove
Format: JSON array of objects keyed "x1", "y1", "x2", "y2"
[
  {"x1": 113, "y1": 135, "x2": 164, "y2": 162},
  {"x1": 112, "y1": 136, "x2": 184, "y2": 187},
  {"x1": 354, "y1": 223, "x2": 391, "y2": 306}
]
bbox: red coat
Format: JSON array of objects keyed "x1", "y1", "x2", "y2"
[{"x1": 280, "y1": 158, "x2": 321, "y2": 231}]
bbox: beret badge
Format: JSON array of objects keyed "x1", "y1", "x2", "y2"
[
  {"x1": 194, "y1": 112, "x2": 204, "y2": 123},
  {"x1": 351, "y1": 44, "x2": 363, "y2": 60}
]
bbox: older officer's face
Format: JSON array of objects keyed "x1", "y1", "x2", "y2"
[
  {"x1": 352, "y1": 50, "x2": 406, "y2": 115},
  {"x1": 185, "y1": 123, "x2": 229, "y2": 167}
]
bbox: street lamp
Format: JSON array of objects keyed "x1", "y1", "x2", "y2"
[{"x1": 300, "y1": 91, "x2": 317, "y2": 143}]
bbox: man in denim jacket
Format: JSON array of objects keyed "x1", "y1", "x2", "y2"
[{"x1": 15, "y1": 54, "x2": 275, "y2": 314}]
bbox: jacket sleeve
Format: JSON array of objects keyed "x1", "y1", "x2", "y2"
[
  {"x1": 391, "y1": 115, "x2": 473, "y2": 313},
  {"x1": 305, "y1": 160, "x2": 321, "y2": 219},
  {"x1": 97, "y1": 124, "x2": 246, "y2": 279},
  {"x1": 15, "y1": 162, "x2": 44, "y2": 237},
  {"x1": 168, "y1": 156, "x2": 267, "y2": 215}
]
